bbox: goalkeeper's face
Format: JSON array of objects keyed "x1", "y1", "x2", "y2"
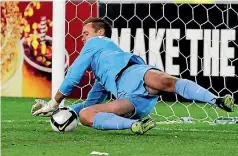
[{"x1": 82, "y1": 22, "x2": 105, "y2": 43}]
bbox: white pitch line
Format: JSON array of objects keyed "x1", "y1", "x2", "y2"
[
  {"x1": 2, "y1": 120, "x2": 237, "y2": 133},
  {"x1": 1, "y1": 120, "x2": 50, "y2": 123},
  {"x1": 153, "y1": 127, "x2": 237, "y2": 133}
]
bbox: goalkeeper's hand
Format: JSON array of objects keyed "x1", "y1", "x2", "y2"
[{"x1": 31, "y1": 99, "x2": 59, "y2": 117}]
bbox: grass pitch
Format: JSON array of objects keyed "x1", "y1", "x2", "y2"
[{"x1": 1, "y1": 97, "x2": 238, "y2": 156}]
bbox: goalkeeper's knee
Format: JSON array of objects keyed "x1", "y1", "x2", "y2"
[{"x1": 79, "y1": 108, "x2": 96, "y2": 127}]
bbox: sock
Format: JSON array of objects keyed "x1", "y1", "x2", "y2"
[
  {"x1": 175, "y1": 79, "x2": 217, "y2": 104},
  {"x1": 93, "y1": 112, "x2": 138, "y2": 130},
  {"x1": 69, "y1": 103, "x2": 85, "y2": 114}
]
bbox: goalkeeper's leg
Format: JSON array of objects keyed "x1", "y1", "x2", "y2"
[
  {"x1": 144, "y1": 69, "x2": 235, "y2": 112},
  {"x1": 79, "y1": 99, "x2": 156, "y2": 134}
]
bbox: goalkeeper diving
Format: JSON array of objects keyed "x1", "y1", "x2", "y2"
[{"x1": 32, "y1": 17, "x2": 235, "y2": 134}]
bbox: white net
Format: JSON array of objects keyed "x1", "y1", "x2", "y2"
[{"x1": 64, "y1": 0, "x2": 238, "y2": 123}]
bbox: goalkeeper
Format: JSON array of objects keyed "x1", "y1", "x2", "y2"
[{"x1": 32, "y1": 17, "x2": 235, "y2": 134}]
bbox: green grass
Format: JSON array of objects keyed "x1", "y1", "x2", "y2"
[{"x1": 1, "y1": 97, "x2": 238, "y2": 156}]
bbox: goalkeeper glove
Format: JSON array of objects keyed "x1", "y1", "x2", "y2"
[{"x1": 32, "y1": 99, "x2": 59, "y2": 117}]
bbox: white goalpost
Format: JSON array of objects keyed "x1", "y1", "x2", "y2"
[
  {"x1": 52, "y1": 0, "x2": 238, "y2": 123},
  {"x1": 52, "y1": 0, "x2": 66, "y2": 107}
]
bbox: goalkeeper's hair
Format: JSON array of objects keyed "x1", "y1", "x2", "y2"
[{"x1": 83, "y1": 17, "x2": 112, "y2": 38}]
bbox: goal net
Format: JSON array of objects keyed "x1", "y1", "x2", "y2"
[{"x1": 63, "y1": 0, "x2": 238, "y2": 123}]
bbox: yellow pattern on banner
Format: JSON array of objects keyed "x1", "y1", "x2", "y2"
[
  {"x1": 175, "y1": 0, "x2": 214, "y2": 4},
  {"x1": 1, "y1": 2, "x2": 52, "y2": 98}
]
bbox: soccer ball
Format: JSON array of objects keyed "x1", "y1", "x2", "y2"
[{"x1": 50, "y1": 107, "x2": 78, "y2": 132}]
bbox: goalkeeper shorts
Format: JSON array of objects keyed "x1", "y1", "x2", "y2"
[{"x1": 116, "y1": 64, "x2": 160, "y2": 119}]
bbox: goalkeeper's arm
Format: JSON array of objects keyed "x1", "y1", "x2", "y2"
[{"x1": 32, "y1": 39, "x2": 97, "y2": 116}]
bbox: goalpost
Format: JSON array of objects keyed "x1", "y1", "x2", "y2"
[
  {"x1": 52, "y1": 0, "x2": 66, "y2": 107},
  {"x1": 52, "y1": 0, "x2": 238, "y2": 123}
]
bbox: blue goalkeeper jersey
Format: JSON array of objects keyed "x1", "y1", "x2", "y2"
[{"x1": 59, "y1": 36, "x2": 145, "y2": 99}]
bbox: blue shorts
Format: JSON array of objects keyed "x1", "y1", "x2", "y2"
[{"x1": 116, "y1": 64, "x2": 159, "y2": 119}]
